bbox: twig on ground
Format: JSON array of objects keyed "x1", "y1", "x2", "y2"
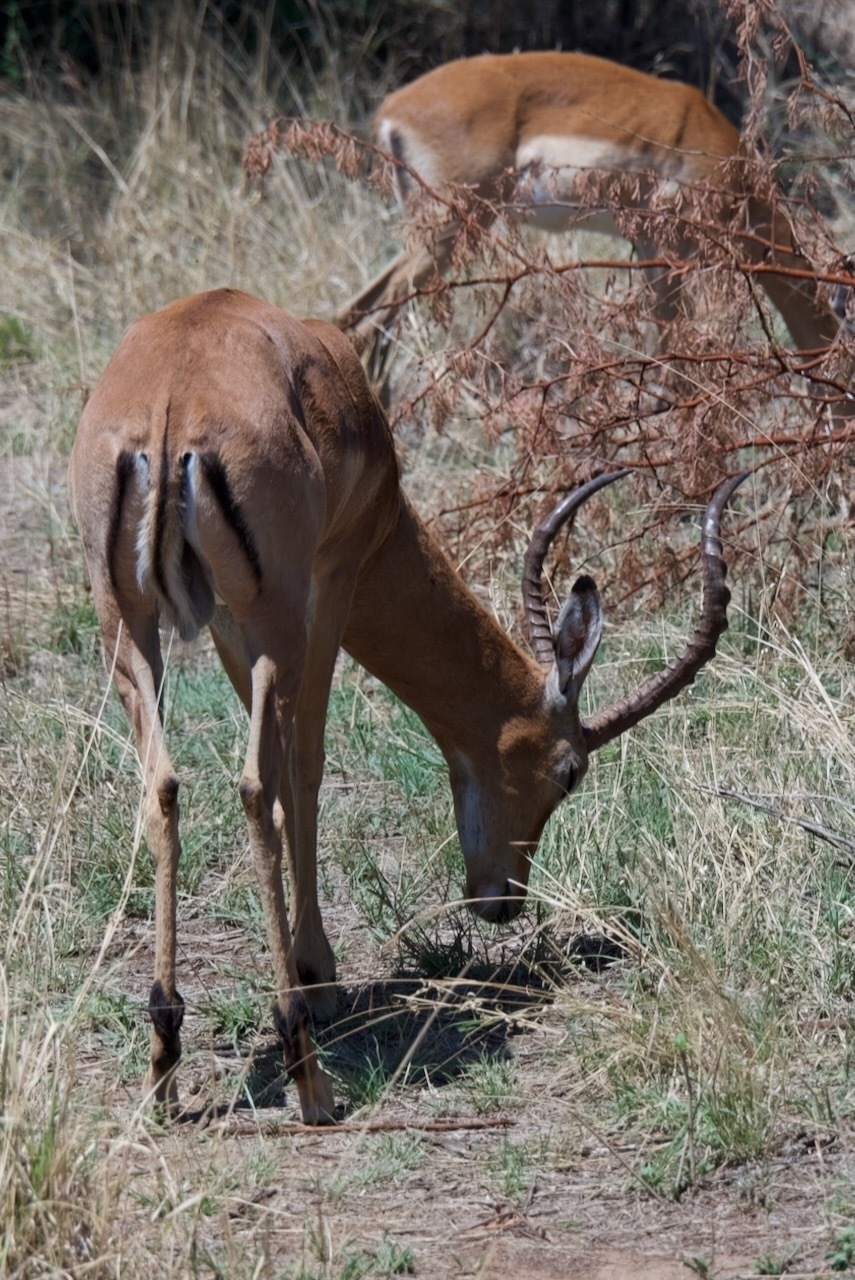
[
  {"x1": 702, "y1": 785, "x2": 855, "y2": 858},
  {"x1": 207, "y1": 1115, "x2": 516, "y2": 1136}
]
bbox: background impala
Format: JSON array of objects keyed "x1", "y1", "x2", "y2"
[
  {"x1": 69, "y1": 287, "x2": 745, "y2": 1125},
  {"x1": 328, "y1": 51, "x2": 845, "y2": 377}
]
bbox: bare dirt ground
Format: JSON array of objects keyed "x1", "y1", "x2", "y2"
[{"x1": 83, "y1": 906, "x2": 851, "y2": 1280}]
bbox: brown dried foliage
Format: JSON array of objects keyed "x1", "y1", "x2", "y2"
[{"x1": 243, "y1": 12, "x2": 855, "y2": 626}]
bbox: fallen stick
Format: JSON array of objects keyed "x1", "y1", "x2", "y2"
[
  {"x1": 207, "y1": 1115, "x2": 516, "y2": 1136},
  {"x1": 702, "y1": 785, "x2": 855, "y2": 859}
]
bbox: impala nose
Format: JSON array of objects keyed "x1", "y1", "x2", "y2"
[{"x1": 469, "y1": 882, "x2": 525, "y2": 924}]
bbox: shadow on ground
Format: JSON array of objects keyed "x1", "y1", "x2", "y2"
[{"x1": 177, "y1": 927, "x2": 627, "y2": 1122}]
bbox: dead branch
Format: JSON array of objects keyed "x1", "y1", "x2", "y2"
[
  {"x1": 205, "y1": 1114, "x2": 516, "y2": 1136},
  {"x1": 706, "y1": 786, "x2": 855, "y2": 859}
]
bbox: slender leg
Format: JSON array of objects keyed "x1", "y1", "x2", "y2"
[
  {"x1": 283, "y1": 577, "x2": 359, "y2": 1019},
  {"x1": 209, "y1": 605, "x2": 251, "y2": 712},
  {"x1": 98, "y1": 595, "x2": 185, "y2": 1115},
  {"x1": 239, "y1": 650, "x2": 335, "y2": 1124},
  {"x1": 216, "y1": 582, "x2": 354, "y2": 1022},
  {"x1": 335, "y1": 218, "x2": 467, "y2": 390},
  {"x1": 638, "y1": 234, "x2": 690, "y2": 352},
  {"x1": 742, "y1": 197, "x2": 839, "y2": 356},
  {"x1": 643, "y1": 197, "x2": 839, "y2": 360}
]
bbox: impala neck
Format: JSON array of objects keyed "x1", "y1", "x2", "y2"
[{"x1": 342, "y1": 495, "x2": 547, "y2": 761}]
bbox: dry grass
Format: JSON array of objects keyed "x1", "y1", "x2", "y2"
[{"x1": 3, "y1": 6, "x2": 855, "y2": 1278}]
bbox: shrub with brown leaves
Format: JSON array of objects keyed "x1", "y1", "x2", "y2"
[{"x1": 242, "y1": 5, "x2": 855, "y2": 625}]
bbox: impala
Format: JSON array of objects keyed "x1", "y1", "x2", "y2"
[
  {"x1": 335, "y1": 51, "x2": 841, "y2": 371},
  {"x1": 69, "y1": 287, "x2": 745, "y2": 1124}
]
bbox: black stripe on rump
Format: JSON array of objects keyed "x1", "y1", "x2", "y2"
[
  {"x1": 107, "y1": 450, "x2": 137, "y2": 590},
  {"x1": 153, "y1": 416, "x2": 171, "y2": 598},
  {"x1": 199, "y1": 452, "x2": 263, "y2": 587},
  {"x1": 389, "y1": 127, "x2": 412, "y2": 199}
]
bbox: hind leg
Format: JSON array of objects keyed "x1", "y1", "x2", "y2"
[
  {"x1": 638, "y1": 233, "x2": 693, "y2": 354},
  {"x1": 94, "y1": 584, "x2": 186, "y2": 1115}
]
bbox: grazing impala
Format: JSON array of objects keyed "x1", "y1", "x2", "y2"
[
  {"x1": 69, "y1": 288, "x2": 745, "y2": 1124},
  {"x1": 335, "y1": 51, "x2": 841, "y2": 369}
]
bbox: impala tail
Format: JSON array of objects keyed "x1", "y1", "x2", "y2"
[{"x1": 124, "y1": 444, "x2": 217, "y2": 642}]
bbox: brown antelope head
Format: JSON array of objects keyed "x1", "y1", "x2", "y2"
[{"x1": 428, "y1": 468, "x2": 747, "y2": 922}]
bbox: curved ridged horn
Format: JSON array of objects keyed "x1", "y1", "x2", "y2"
[
  {"x1": 582, "y1": 471, "x2": 750, "y2": 752},
  {"x1": 522, "y1": 470, "x2": 630, "y2": 669}
]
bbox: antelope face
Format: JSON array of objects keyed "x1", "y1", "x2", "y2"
[
  {"x1": 445, "y1": 467, "x2": 746, "y2": 928},
  {"x1": 452, "y1": 575, "x2": 603, "y2": 924},
  {"x1": 449, "y1": 754, "x2": 535, "y2": 924},
  {"x1": 451, "y1": 733, "x2": 592, "y2": 924}
]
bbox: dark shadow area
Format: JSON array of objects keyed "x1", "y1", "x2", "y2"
[
  {"x1": 320, "y1": 967, "x2": 545, "y2": 1094},
  {"x1": 175, "y1": 925, "x2": 629, "y2": 1124},
  {"x1": 177, "y1": 958, "x2": 554, "y2": 1123},
  {"x1": 564, "y1": 932, "x2": 627, "y2": 972}
]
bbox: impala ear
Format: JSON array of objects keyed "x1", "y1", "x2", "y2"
[{"x1": 550, "y1": 575, "x2": 603, "y2": 703}]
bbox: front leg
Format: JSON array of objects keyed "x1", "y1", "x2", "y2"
[
  {"x1": 241, "y1": 652, "x2": 335, "y2": 1124},
  {"x1": 282, "y1": 572, "x2": 363, "y2": 1021},
  {"x1": 212, "y1": 602, "x2": 338, "y2": 1017}
]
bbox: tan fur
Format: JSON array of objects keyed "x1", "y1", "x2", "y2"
[
  {"x1": 70, "y1": 288, "x2": 737, "y2": 1123},
  {"x1": 337, "y1": 50, "x2": 841, "y2": 370}
]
